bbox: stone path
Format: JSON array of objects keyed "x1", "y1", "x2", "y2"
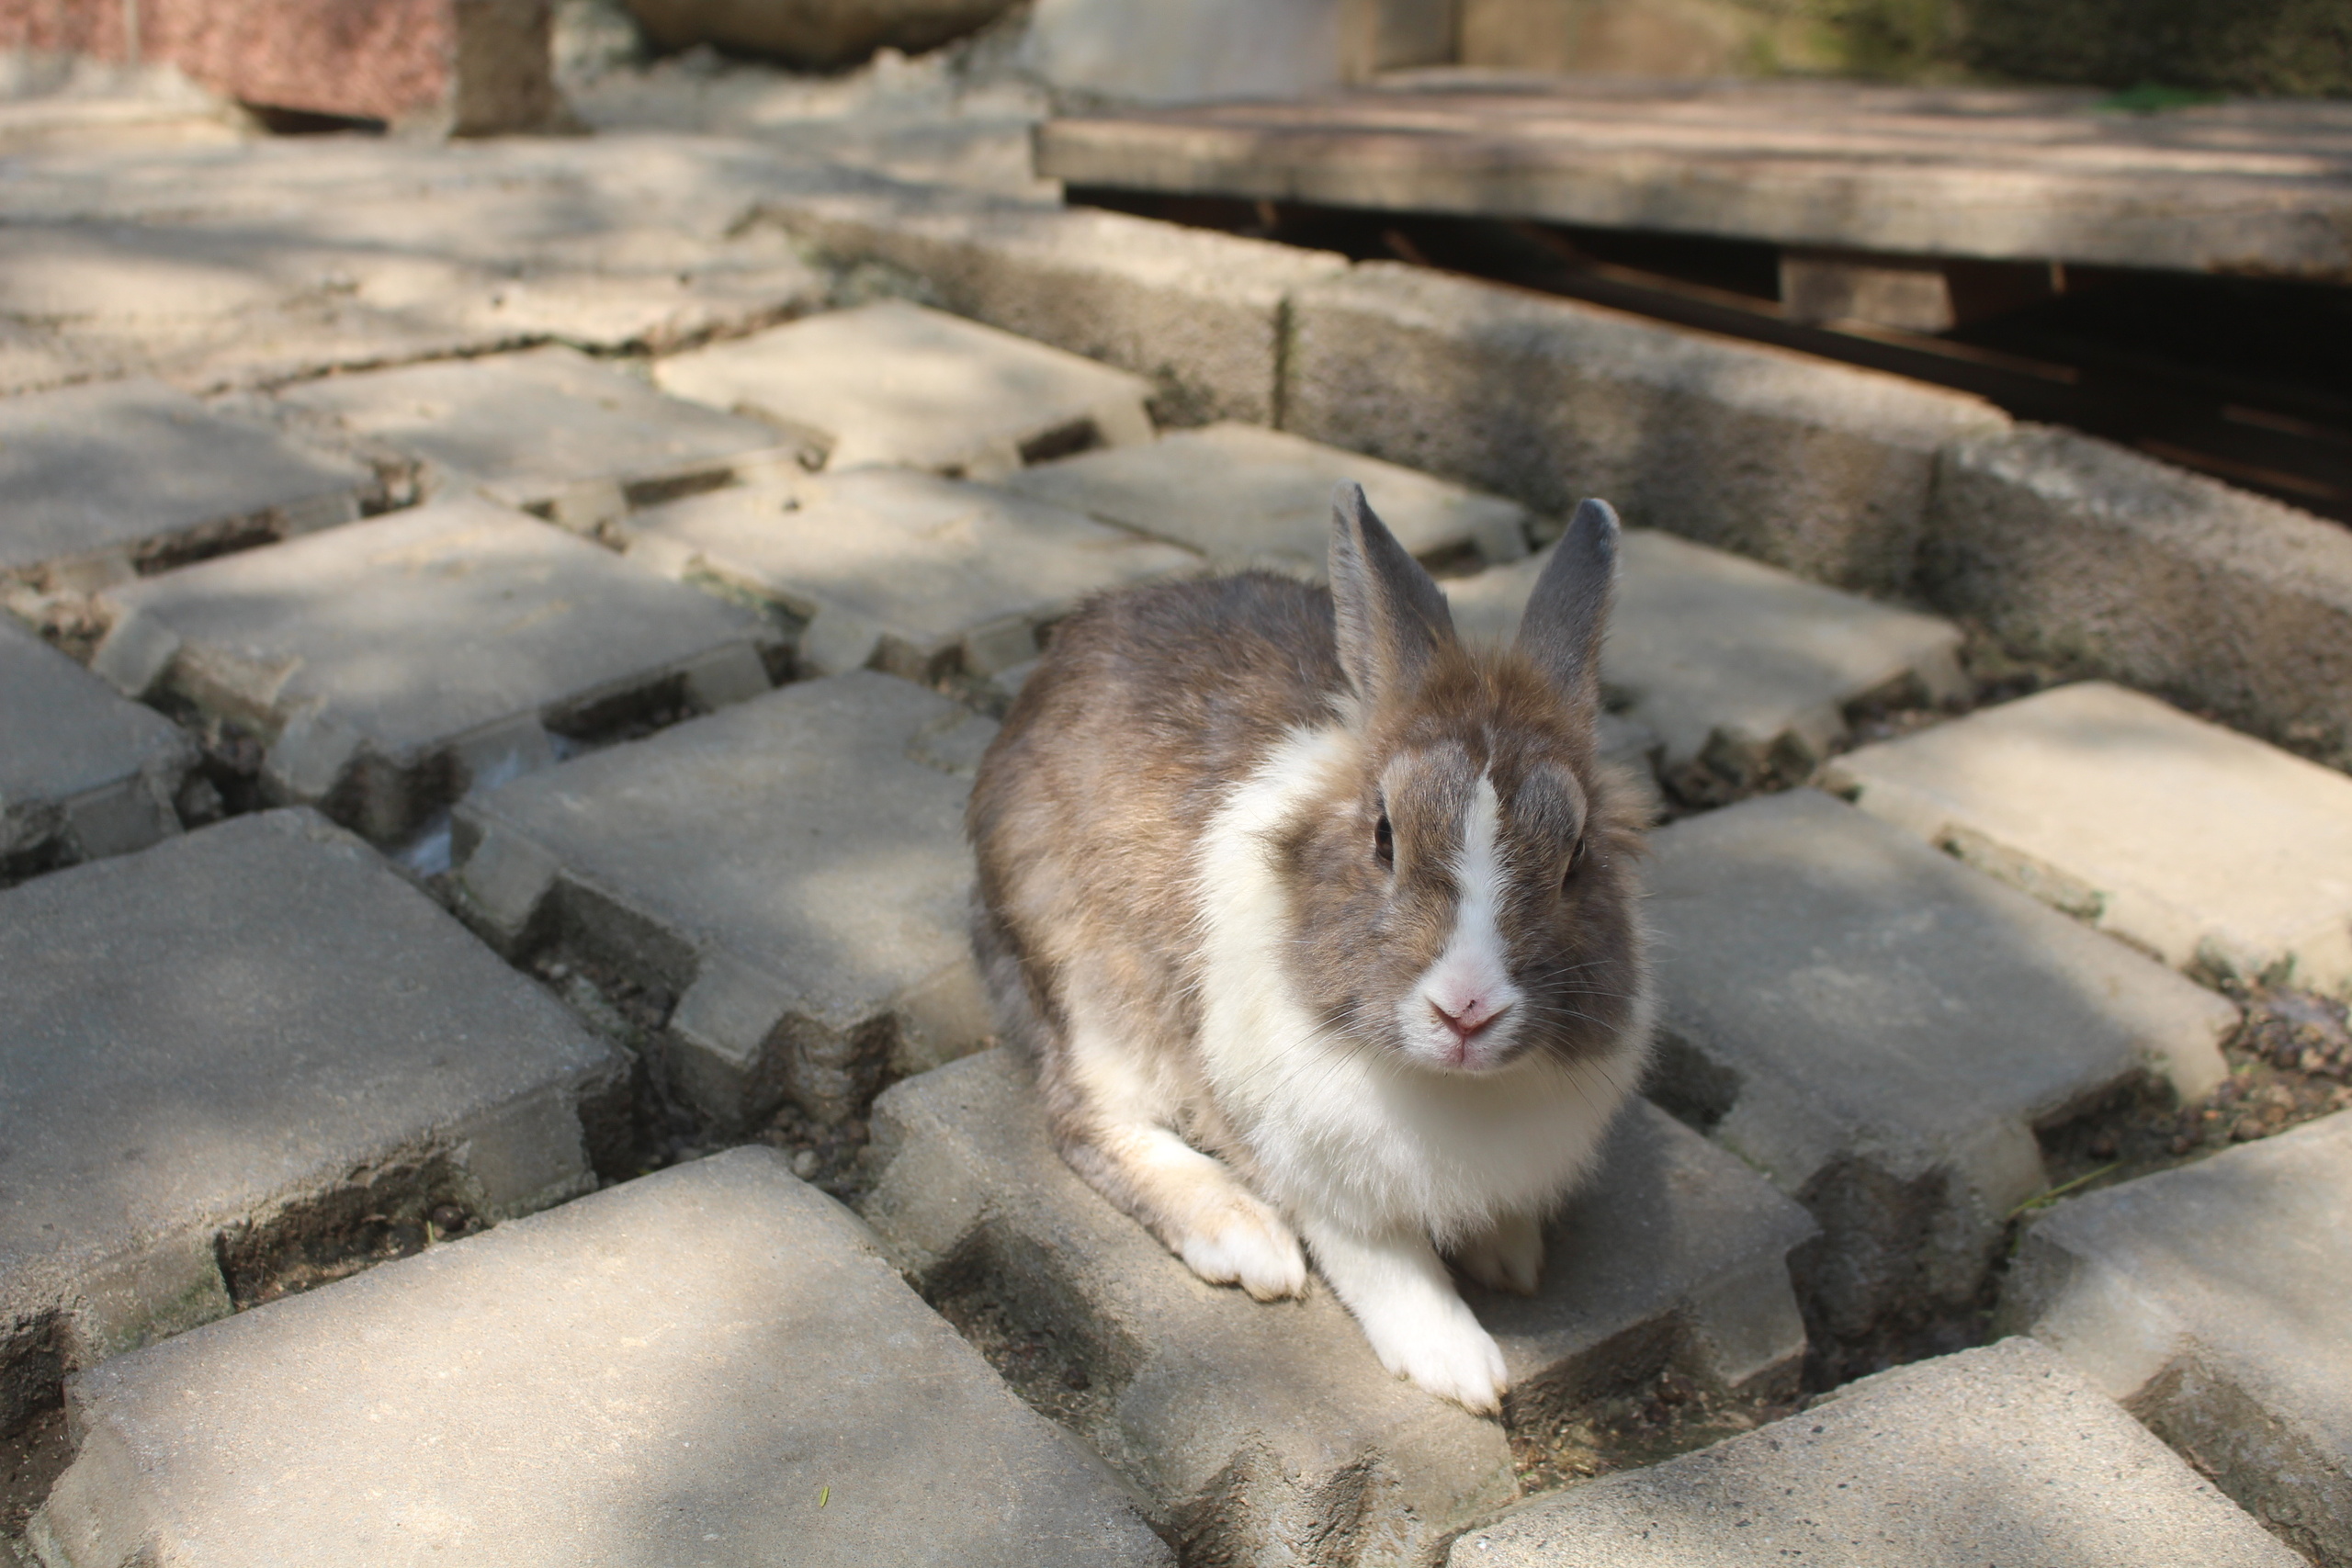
[{"x1": 1, "y1": 117, "x2": 2341, "y2": 1568}]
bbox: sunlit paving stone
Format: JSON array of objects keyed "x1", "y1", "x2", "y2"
[
  {"x1": 653, "y1": 299, "x2": 1158, "y2": 479},
  {"x1": 616, "y1": 466, "x2": 1200, "y2": 681},
  {"x1": 1644, "y1": 790, "x2": 2238, "y2": 1337},
  {"x1": 1450, "y1": 1338, "x2": 2298, "y2": 1568},
  {"x1": 28, "y1": 1150, "x2": 1172, "y2": 1568},
  {"x1": 452, "y1": 672, "x2": 994, "y2": 1131},
  {"x1": 0, "y1": 615, "x2": 195, "y2": 879},
  {"x1": 1825, "y1": 681, "x2": 2352, "y2": 998},
  {"x1": 0, "y1": 810, "x2": 627, "y2": 1433},
  {"x1": 87, "y1": 496, "x2": 780, "y2": 844},
  {"x1": 275, "y1": 345, "x2": 807, "y2": 534},
  {"x1": 856, "y1": 1049, "x2": 1817, "y2": 1567},
  {"x1": 1446, "y1": 526, "x2": 1967, "y2": 777},
  {"x1": 2001, "y1": 1110, "x2": 2352, "y2": 1563},
  {"x1": 0, "y1": 378, "x2": 366, "y2": 592},
  {"x1": 997, "y1": 421, "x2": 1530, "y2": 577}
]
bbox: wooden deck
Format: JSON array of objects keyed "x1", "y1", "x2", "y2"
[{"x1": 1037, "y1": 75, "x2": 2352, "y2": 281}]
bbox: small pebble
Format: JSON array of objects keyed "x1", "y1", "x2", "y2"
[
  {"x1": 428, "y1": 1203, "x2": 469, "y2": 1236},
  {"x1": 791, "y1": 1148, "x2": 820, "y2": 1179}
]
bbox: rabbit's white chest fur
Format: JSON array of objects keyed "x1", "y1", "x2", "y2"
[{"x1": 1193, "y1": 723, "x2": 1645, "y2": 1243}]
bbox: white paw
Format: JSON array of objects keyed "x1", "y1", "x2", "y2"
[
  {"x1": 1363, "y1": 1293, "x2": 1510, "y2": 1416},
  {"x1": 1453, "y1": 1211, "x2": 1545, "y2": 1296},
  {"x1": 1178, "y1": 1192, "x2": 1310, "y2": 1302}
]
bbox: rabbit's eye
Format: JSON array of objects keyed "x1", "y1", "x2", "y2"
[
  {"x1": 1374, "y1": 810, "x2": 1394, "y2": 868},
  {"x1": 1561, "y1": 832, "x2": 1587, "y2": 893}
]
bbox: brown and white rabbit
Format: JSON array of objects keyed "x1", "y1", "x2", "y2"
[{"x1": 967, "y1": 483, "x2": 1651, "y2": 1414}]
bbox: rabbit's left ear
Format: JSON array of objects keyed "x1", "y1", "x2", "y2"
[
  {"x1": 1328, "y1": 481, "x2": 1455, "y2": 708},
  {"x1": 1517, "y1": 499, "x2": 1619, "y2": 708}
]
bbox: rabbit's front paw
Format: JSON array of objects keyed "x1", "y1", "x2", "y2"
[
  {"x1": 1178, "y1": 1190, "x2": 1310, "y2": 1302},
  {"x1": 1366, "y1": 1292, "x2": 1509, "y2": 1416},
  {"x1": 1453, "y1": 1210, "x2": 1544, "y2": 1295}
]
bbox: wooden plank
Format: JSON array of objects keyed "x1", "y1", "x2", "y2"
[{"x1": 1038, "y1": 75, "x2": 2352, "y2": 281}]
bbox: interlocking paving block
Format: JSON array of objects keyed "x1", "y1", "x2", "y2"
[
  {"x1": 0, "y1": 378, "x2": 366, "y2": 592},
  {"x1": 28, "y1": 1148, "x2": 1173, "y2": 1568},
  {"x1": 451, "y1": 672, "x2": 994, "y2": 1129},
  {"x1": 1824, "y1": 681, "x2": 2352, "y2": 998},
  {"x1": 275, "y1": 345, "x2": 808, "y2": 534},
  {"x1": 0, "y1": 615, "x2": 194, "y2": 878},
  {"x1": 858, "y1": 1049, "x2": 1818, "y2": 1568},
  {"x1": 1446, "y1": 527, "x2": 1967, "y2": 775},
  {"x1": 654, "y1": 299, "x2": 1158, "y2": 479},
  {"x1": 1645, "y1": 790, "x2": 2239, "y2": 1335},
  {"x1": 88, "y1": 496, "x2": 780, "y2": 844},
  {"x1": 619, "y1": 467, "x2": 1201, "y2": 681},
  {"x1": 998, "y1": 422, "x2": 1531, "y2": 576},
  {"x1": 0, "y1": 810, "x2": 626, "y2": 1431},
  {"x1": 1999, "y1": 1111, "x2": 2352, "y2": 1562},
  {"x1": 1450, "y1": 1337, "x2": 2299, "y2": 1568}
]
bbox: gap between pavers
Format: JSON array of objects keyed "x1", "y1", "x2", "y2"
[
  {"x1": 1644, "y1": 789, "x2": 2237, "y2": 1338},
  {"x1": 1451, "y1": 1337, "x2": 2299, "y2": 1568},
  {"x1": 616, "y1": 467, "x2": 1202, "y2": 682},
  {"x1": 1446, "y1": 526, "x2": 1966, "y2": 778},
  {"x1": 0, "y1": 378, "x2": 368, "y2": 594},
  {"x1": 88, "y1": 494, "x2": 782, "y2": 845},
  {"x1": 450, "y1": 671, "x2": 995, "y2": 1131},
  {"x1": 754, "y1": 179, "x2": 1351, "y2": 426},
  {"x1": 273, "y1": 344, "x2": 811, "y2": 536},
  {"x1": 28, "y1": 1148, "x2": 1173, "y2": 1568},
  {"x1": 996, "y1": 421, "x2": 1530, "y2": 577},
  {"x1": 1999, "y1": 1109, "x2": 2352, "y2": 1563},
  {"x1": 0, "y1": 615, "x2": 195, "y2": 879},
  {"x1": 857, "y1": 1048, "x2": 1817, "y2": 1568},
  {"x1": 1282, "y1": 261, "x2": 2010, "y2": 598},
  {"x1": 655, "y1": 299, "x2": 1159, "y2": 479},
  {"x1": 0, "y1": 809, "x2": 628, "y2": 1433},
  {"x1": 1825, "y1": 680, "x2": 2352, "y2": 999}
]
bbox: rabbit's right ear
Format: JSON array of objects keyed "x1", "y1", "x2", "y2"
[
  {"x1": 1329, "y1": 482, "x2": 1455, "y2": 708},
  {"x1": 1517, "y1": 498, "x2": 1620, "y2": 708}
]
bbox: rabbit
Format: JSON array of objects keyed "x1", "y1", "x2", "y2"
[{"x1": 966, "y1": 482, "x2": 1652, "y2": 1415}]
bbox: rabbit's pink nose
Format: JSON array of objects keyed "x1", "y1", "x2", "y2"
[{"x1": 1431, "y1": 996, "x2": 1509, "y2": 1043}]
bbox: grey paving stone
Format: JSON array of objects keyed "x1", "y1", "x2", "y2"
[
  {"x1": 618, "y1": 467, "x2": 1201, "y2": 681},
  {"x1": 2000, "y1": 1111, "x2": 2352, "y2": 1562},
  {"x1": 89, "y1": 496, "x2": 780, "y2": 844},
  {"x1": 858, "y1": 1048, "x2": 1817, "y2": 1568},
  {"x1": 0, "y1": 378, "x2": 367, "y2": 592},
  {"x1": 1825, "y1": 681, "x2": 2352, "y2": 998},
  {"x1": 28, "y1": 1148, "x2": 1172, "y2": 1568},
  {"x1": 998, "y1": 422, "x2": 1530, "y2": 577},
  {"x1": 1922, "y1": 426, "x2": 2352, "y2": 774},
  {"x1": 1645, "y1": 789, "x2": 2238, "y2": 1335},
  {"x1": 1446, "y1": 526, "x2": 1966, "y2": 776},
  {"x1": 765, "y1": 185, "x2": 1350, "y2": 425},
  {"x1": 0, "y1": 809, "x2": 626, "y2": 1431},
  {"x1": 452, "y1": 672, "x2": 993, "y2": 1129},
  {"x1": 1451, "y1": 1337, "x2": 2299, "y2": 1568},
  {"x1": 654, "y1": 299, "x2": 1158, "y2": 479},
  {"x1": 274, "y1": 345, "x2": 808, "y2": 534},
  {"x1": 1284, "y1": 262, "x2": 2008, "y2": 595},
  {"x1": 0, "y1": 616, "x2": 195, "y2": 878}
]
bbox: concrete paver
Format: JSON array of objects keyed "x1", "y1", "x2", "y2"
[
  {"x1": 654, "y1": 299, "x2": 1158, "y2": 479},
  {"x1": 2000, "y1": 1110, "x2": 2352, "y2": 1562},
  {"x1": 998, "y1": 422, "x2": 1530, "y2": 577},
  {"x1": 1447, "y1": 526, "x2": 1967, "y2": 776},
  {"x1": 619, "y1": 467, "x2": 1201, "y2": 681},
  {"x1": 275, "y1": 345, "x2": 807, "y2": 534},
  {"x1": 1451, "y1": 1337, "x2": 2299, "y2": 1568},
  {"x1": 1825, "y1": 681, "x2": 2352, "y2": 998},
  {"x1": 1645, "y1": 790, "x2": 2238, "y2": 1334},
  {"x1": 0, "y1": 810, "x2": 626, "y2": 1430},
  {"x1": 0, "y1": 378, "x2": 366, "y2": 592},
  {"x1": 858, "y1": 1049, "x2": 1817, "y2": 1568},
  {"x1": 452, "y1": 672, "x2": 993, "y2": 1129},
  {"x1": 29, "y1": 1148, "x2": 1173, "y2": 1568},
  {"x1": 89, "y1": 496, "x2": 780, "y2": 844},
  {"x1": 0, "y1": 616, "x2": 195, "y2": 877}
]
